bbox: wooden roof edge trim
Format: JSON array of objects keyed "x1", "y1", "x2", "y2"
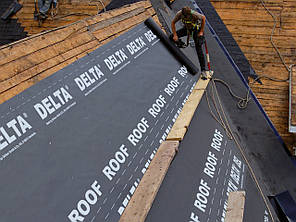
[{"x1": 0, "y1": 1, "x2": 151, "y2": 51}]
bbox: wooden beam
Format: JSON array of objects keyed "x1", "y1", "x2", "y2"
[
  {"x1": 167, "y1": 72, "x2": 212, "y2": 141},
  {"x1": 119, "y1": 141, "x2": 179, "y2": 222},
  {"x1": 88, "y1": 7, "x2": 145, "y2": 32},
  {"x1": 225, "y1": 191, "x2": 246, "y2": 222}
]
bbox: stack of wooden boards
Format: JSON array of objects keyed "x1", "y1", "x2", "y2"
[{"x1": 211, "y1": 0, "x2": 296, "y2": 153}]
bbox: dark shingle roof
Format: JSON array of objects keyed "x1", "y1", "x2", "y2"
[{"x1": 0, "y1": 0, "x2": 27, "y2": 46}]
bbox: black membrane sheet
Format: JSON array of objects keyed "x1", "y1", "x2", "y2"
[
  {"x1": 0, "y1": 22, "x2": 198, "y2": 222},
  {"x1": 146, "y1": 96, "x2": 272, "y2": 222}
]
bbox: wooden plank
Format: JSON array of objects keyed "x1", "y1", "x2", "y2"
[
  {"x1": 92, "y1": 10, "x2": 152, "y2": 41},
  {"x1": 0, "y1": 22, "x2": 86, "y2": 65},
  {"x1": 0, "y1": 5, "x2": 157, "y2": 104},
  {"x1": 1, "y1": 1, "x2": 151, "y2": 65},
  {"x1": 0, "y1": 3, "x2": 153, "y2": 80},
  {"x1": 88, "y1": 7, "x2": 145, "y2": 32},
  {"x1": 225, "y1": 191, "x2": 246, "y2": 222},
  {"x1": 119, "y1": 141, "x2": 179, "y2": 222},
  {"x1": 0, "y1": 31, "x2": 94, "y2": 83},
  {"x1": 0, "y1": 40, "x2": 99, "y2": 94},
  {"x1": 85, "y1": 1, "x2": 151, "y2": 26},
  {"x1": 167, "y1": 73, "x2": 212, "y2": 141}
]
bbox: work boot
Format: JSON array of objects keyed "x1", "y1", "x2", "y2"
[
  {"x1": 201, "y1": 70, "x2": 207, "y2": 80},
  {"x1": 39, "y1": 12, "x2": 47, "y2": 20}
]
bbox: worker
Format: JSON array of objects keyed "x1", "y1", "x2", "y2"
[
  {"x1": 38, "y1": 0, "x2": 53, "y2": 19},
  {"x1": 171, "y1": 6, "x2": 207, "y2": 79}
]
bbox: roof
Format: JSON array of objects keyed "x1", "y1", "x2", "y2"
[
  {"x1": 0, "y1": 1, "x2": 155, "y2": 104},
  {"x1": 0, "y1": 0, "x2": 295, "y2": 221},
  {"x1": 210, "y1": 0, "x2": 296, "y2": 153},
  {"x1": 5, "y1": 0, "x2": 295, "y2": 154}
]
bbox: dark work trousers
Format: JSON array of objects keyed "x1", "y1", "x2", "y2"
[
  {"x1": 38, "y1": 0, "x2": 53, "y2": 15},
  {"x1": 170, "y1": 27, "x2": 206, "y2": 71}
]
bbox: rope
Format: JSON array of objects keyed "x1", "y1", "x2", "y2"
[
  {"x1": 212, "y1": 73, "x2": 290, "y2": 110},
  {"x1": 207, "y1": 0, "x2": 295, "y2": 110},
  {"x1": 206, "y1": 78, "x2": 276, "y2": 221},
  {"x1": 91, "y1": 0, "x2": 106, "y2": 13},
  {"x1": 260, "y1": 0, "x2": 291, "y2": 73}
]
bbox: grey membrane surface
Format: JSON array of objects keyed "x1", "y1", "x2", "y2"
[
  {"x1": 146, "y1": 95, "x2": 272, "y2": 222},
  {"x1": 0, "y1": 23, "x2": 198, "y2": 222},
  {"x1": 148, "y1": 0, "x2": 296, "y2": 221}
]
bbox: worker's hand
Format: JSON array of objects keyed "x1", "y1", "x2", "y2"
[
  {"x1": 173, "y1": 34, "x2": 179, "y2": 42},
  {"x1": 198, "y1": 31, "x2": 204, "y2": 36}
]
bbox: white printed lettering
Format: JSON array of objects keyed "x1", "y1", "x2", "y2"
[
  {"x1": 68, "y1": 181, "x2": 102, "y2": 222},
  {"x1": 127, "y1": 118, "x2": 149, "y2": 146},
  {"x1": 126, "y1": 37, "x2": 146, "y2": 55},
  {"x1": 144, "y1": 30, "x2": 157, "y2": 42},
  {"x1": 193, "y1": 179, "x2": 211, "y2": 213},
  {"x1": 34, "y1": 87, "x2": 73, "y2": 120},
  {"x1": 178, "y1": 65, "x2": 188, "y2": 77},
  {"x1": 74, "y1": 65, "x2": 105, "y2": 91},
  {"x1": 102, "y1": 144, "x2": 129, "y2": 181},
  {"x1": 0, "y1": 115, "x2": 32, "y2": 151},
  {"x1": 104, "y1": 49, "x2": 128, "y2": 71},
  {"x1": 148, "y1": 95, "x2": 166, "y2": 118},
  {"x1": 164, "y1": 77, "x2": 180, "y2": 96},
  {"x1": 189, "y1": 212, "x2": 200, "y2": 222}
]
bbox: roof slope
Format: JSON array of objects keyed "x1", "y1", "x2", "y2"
[
  {"x1": 210, "y1": 0, "x2": 296, "y2": 153},
  {"x1": 0, "y1": 1, "x2": 157, "y2": 104}
]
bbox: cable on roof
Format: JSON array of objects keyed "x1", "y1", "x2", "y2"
[
  {"x1": 260, "y1": 0, "x2": 295, "y2": 77},
  {"x1": 91, "y1": 0, "x2": 106, "y2": 13},
  {"x1": 209, "y1": 1, "x2": 296, "y2": 110},
  {"x1": 212, "y1": 75, "x2": 289, "y2": 110},
  {"x1": 205, "y1": 78, "x2": 276, "y2": 222}
]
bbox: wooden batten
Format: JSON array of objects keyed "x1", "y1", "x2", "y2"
[
  {"x1": 225, "y1": 191, "x2": 246, "y2": 222},
  {"x1": 0, "y1": 1, "x2": 155, "y2": 104},
  {"x1": 167, "y1": 73, "x2": 212, "y2": 141},
  {"x1": 119, "y1": 141, "x2": 179, "y2": 222},
  {"x1": 211, "y1": 0, "x2": 296, "y2": 153}
]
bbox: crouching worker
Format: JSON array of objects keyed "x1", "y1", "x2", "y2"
[{"x1": 170, "y1": 6, "x2": 207, "y2": 79}]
